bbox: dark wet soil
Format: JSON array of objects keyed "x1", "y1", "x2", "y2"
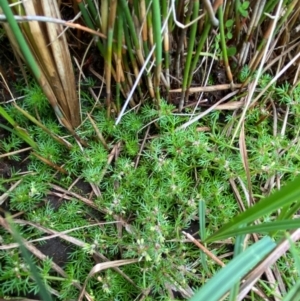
[{"x1": 36, "y1": 237, "x2": 72, "y2": 267}]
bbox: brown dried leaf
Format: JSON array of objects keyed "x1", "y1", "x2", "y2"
[
  {"x1": 78, "y1": 259, "x2": 139, "y2": 301},
  {"x1": 239, "y1": 122, "x2": 253, "y2": 203}
]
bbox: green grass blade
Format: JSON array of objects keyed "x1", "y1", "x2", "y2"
[
  {"x1": 152, "y1": 0, "x2": 162, "y2": 65},
  {"x1": 270, "y1": 232, "x2": 300, "y2": 301},
  {"x1": 217, "y1": 5, "x2": 233, "y2": 83},
  {"x1": 13, "y1": 104, "x2": 71, "y2": 149},
  {"x1": 105, "y1": 0, "x2": 117, "y2": 116},
  {"x1": 152, "y1": 0, "x2": 162, "y2": 102},
  {"x1": 229, "y1": 226, "x2": 246, "y2": 301},
  {"x1": 181, "y1": 0, "x2": 199, "y2": 109},
  {"x1": 86, "y1": 0, "x2": 99, "y2": 25},
  {"x1": 119, "y1": 0, "x2": 139, "y2": 53},
  {"x1": 0, "y1": 0, "x2": 40, "y2": 79},
  {"x1": 6, "y1": 215, "x2": 53, "y2": 301},
  {"x1": 199, "y1": 199, "x2": 209, "y2": 273},
  {"x1": 286, "y1": 232, "x2": 300, "y2": 277},
  {"x1": 272, "y1": 202, "x2": 300, "y2": 237},
  {"x1": 0, "y1": 104, "x2": 16, "y2": 126},
  {"x1": 199, "y1": 200, "x2": 206, "y2": 241},
  {"x1": 210, "y1": 219, "x2": 300, "y2": 242},
  {"x1": 161, "y1": 0, "x2": 170, "y2": 88},
  {"x1": 77, "y1": 0, "x2": 104, "y2": 54},
  {"x1": 206, "y1": 175, "x2": 300, "y2": 243},
  {"x1": 282, "y1": 278, "x2": 300, "y2": 301},
  {"x1": 14, "y1": 126, "x2": 38, "y2": 149},
  {"x1": 115, "y1": 4, "x2": 123, "y2": 112},
  {"x1": 278, "y1": 202, "x2": 300, "y2": 221},
  {"x1": 0, "y1": 106, "x2": 37, "y2": 149},
  {"x1": 77, "y1": 0, "x2": 95, "y2": 30},
  {"x1": 187, "y1": 21, "x2": 211, "y2": 89},
  {"x1": 189, "y1": 236, "x2": 276, "y2": 301}
]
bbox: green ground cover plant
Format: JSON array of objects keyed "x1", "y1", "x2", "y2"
[
  {"x1": 1, "y1": 0, "x2": 300, "y2": 300},
  {"x1": 1, "y1": 74, "x2": 300, "y2": 300}
]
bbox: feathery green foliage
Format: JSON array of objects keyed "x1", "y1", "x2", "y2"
[{"x1": 1, "y1": 0, "x2": 300, "y2": 300}]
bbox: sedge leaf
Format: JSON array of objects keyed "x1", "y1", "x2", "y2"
[{"x1": 206, "y1": 175, "x2": 300, "y2": 243}]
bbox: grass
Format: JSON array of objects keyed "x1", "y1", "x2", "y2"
[
  {"x1": 1, "y1": 0, "x2": 300, "y2": 300},
  {"x1": 0, "y1": 72, "x2": 300, "y2": 300}
]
